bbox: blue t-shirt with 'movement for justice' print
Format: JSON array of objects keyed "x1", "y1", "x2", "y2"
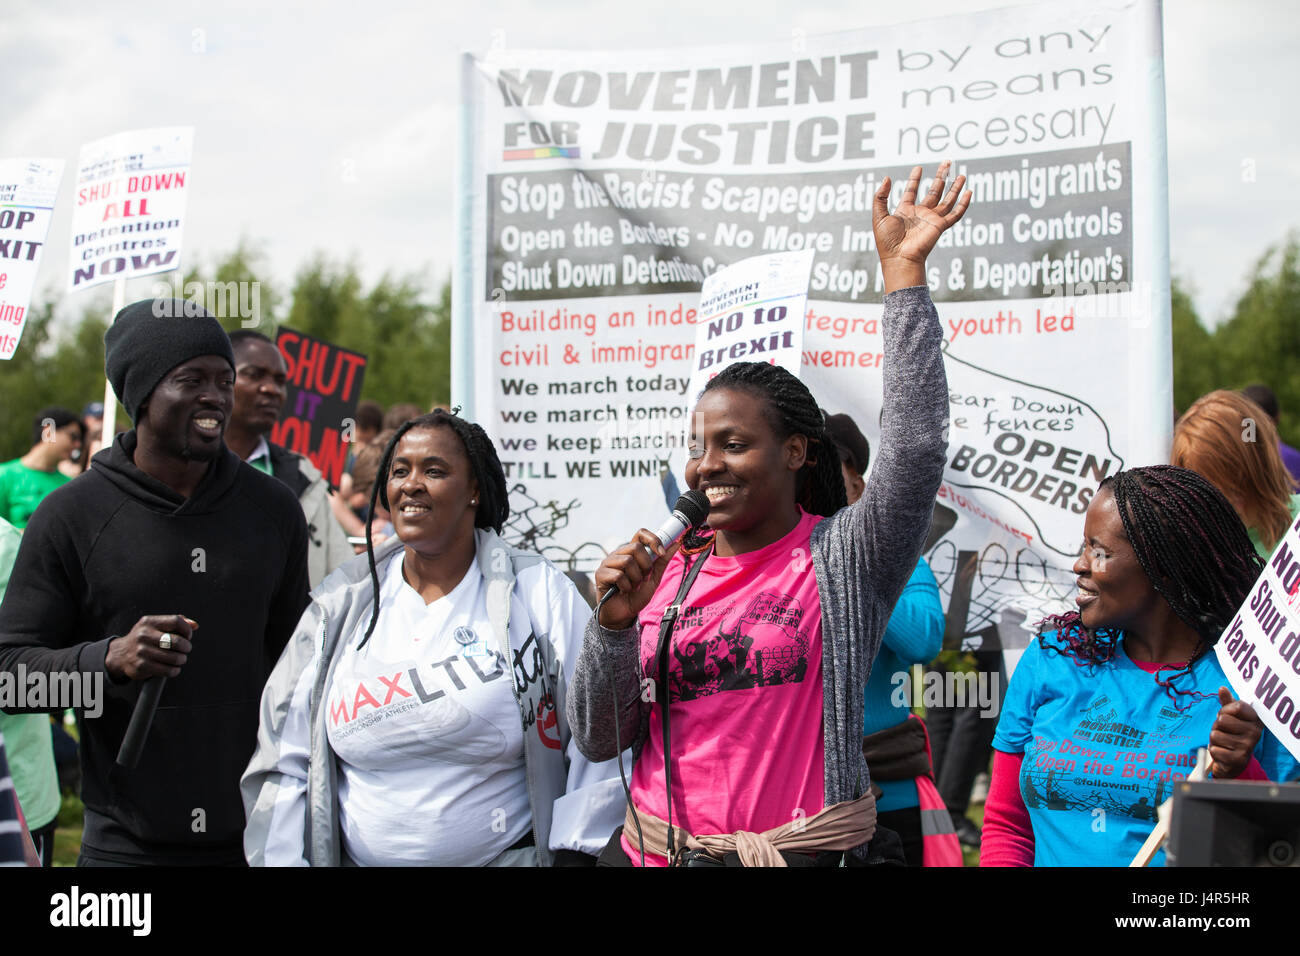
[{"x1": 994, "y1": 631, "x2": 1300, "y2": 867}]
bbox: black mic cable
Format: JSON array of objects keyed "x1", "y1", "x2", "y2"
[{"x1": 598, "y1": 489, "x2": 708, "y2": 866}]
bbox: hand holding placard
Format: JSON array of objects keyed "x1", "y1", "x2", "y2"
[{"x1": 1208, "y1": 686, "x2": 1264, "y2": 779}]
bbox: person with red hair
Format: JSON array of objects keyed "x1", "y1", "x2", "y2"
[
  {"x1": 1171, "y1": 389, "x2": 1299, "y2": 557},
  {"x1": 1241, "y1": 384, "x2": 1300, "y2": 486}
]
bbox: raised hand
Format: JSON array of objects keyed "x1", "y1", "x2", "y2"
[{"x1": 873, "y1": 161, "x2": 972, "y2": 293}]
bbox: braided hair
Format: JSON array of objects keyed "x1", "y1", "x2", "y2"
[
  {"x1": 1039, "y1": 465, "x2": 1264, "y2": 706},
  {"x1": 683, "y1": 362, "x2": 846, "y2": 552},
  {"x1": 359, "y1": 409, "x2": 509, "y2": 646}
]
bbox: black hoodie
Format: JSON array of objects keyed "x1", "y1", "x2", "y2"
[{"x1": 0, "y1": 431, "x2": 310, "y2": 864}]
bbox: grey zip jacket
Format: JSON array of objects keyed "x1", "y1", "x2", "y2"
[
  {"x1": 243, "y1": 529, "x2": 626, "y2": 865},
  {"x1": 565, "y1": 285, "x2": 948, "y2": 859}
]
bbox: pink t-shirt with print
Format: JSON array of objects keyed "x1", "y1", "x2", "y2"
[{"x1": 622, "y1": 508, "x2": 825, "y2": 865}]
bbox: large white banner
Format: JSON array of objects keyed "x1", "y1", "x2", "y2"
[
  {"x1": 456, "y1": 0, "x2": 1170, "y2": 665},
  {"x1": 0, "y1": 158, "x2": 63, "y2": 359},
  {"x1": 68, "y1": 127, "x2": 193, "y2": 292}
]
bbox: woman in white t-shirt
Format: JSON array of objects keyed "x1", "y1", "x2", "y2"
[{"x1": 242, "y1": 411, "x2": 624, "y2": 866}]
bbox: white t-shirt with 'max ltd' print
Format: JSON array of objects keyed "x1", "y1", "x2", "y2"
[{"x1": 326, "y1": 551, "x2": 531, "y2": 866}]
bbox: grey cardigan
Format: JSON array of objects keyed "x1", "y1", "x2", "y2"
[{"x1": 565, "y1": 284, "x2": 948, "y2": 853}]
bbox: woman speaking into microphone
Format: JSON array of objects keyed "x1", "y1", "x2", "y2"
[{"x1": 567, "y1": 163, "x2": 971, "y2": 866}]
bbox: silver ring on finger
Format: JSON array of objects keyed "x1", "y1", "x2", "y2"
[{"x1": 159, "y1": 633, "x2": 175, "y2": 651}]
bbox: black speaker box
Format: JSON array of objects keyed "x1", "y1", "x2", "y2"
[{"x1": 1167, "y1": 780, "x2": 1300, "y2": 867}]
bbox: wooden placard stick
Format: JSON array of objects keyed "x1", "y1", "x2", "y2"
[{"x1": 1129, "y1": 747, "x2": 1210, "y2": 867}]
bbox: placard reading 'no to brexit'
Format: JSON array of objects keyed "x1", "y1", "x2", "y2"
[
  {"x1": 684, "y1": 248, "x2": 815, "y2": 407},
  {"x1": 271, "y1": 328, "x2": 368, "y2": 488}
]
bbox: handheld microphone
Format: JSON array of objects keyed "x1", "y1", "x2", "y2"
[
  {"x1": 596, "y1": 488, "x2": 709, "y2": 866},
  {"x1": 647, "y1": 489, "x2": 710, "y2": 556},
  {"x1": 597, "y1": 490, "x2": 710, "y2": 614},
  {"x1": 117, "y1": 676, "x2": 166, "y2": 769}
]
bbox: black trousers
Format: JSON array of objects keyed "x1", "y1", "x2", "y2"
[
  {"x1": 875, "y1": 807, "x2": 924, "y2": 868},
  {"x1": 925, "y1": 652, "x2": 1004, "y2": 817}
]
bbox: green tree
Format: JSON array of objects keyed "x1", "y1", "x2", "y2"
[
  {"x1": 283, "y1": 255, "x2": 363, "y2": 347},
  {"x1": 0, "y1": 295, "x2": 112, "y2": 460},
  {"x1": 359, "y1": 276, "x2": 451, "y2": 409},
  {"x1": 284, "y1": 257, "x2": 450, "y2": 410},
  {"x1": 1, "y1": 242, "x2": 455, "y2": 461},
  {"x1": 1170, "y1": 277, "x2": 1218, "y2": 416},
  {"x1": 178, "y1": 240, "x2": 282, "y2": 335},
  {"x1": 1212, "y1": 236, "x2": 1300, "y2": 447}
]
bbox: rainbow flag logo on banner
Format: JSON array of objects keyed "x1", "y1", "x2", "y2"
[{"x1": 502, "y1": 146, "x2": 580, "y2": 161}]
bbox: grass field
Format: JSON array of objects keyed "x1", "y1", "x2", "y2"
[
  {"x1": 51, "y1": 716, "x2": 82, "y2": 866},
  {"x1": 962, "y1": 803, "x2": 985, "y2": 867},
  {"x1": 53, "y1": 792, "x2": 83, "y2": 866}
]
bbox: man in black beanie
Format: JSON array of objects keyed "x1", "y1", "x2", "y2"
[{"x1": 0, "y1": 298, "x2": 311, "y2": 866}]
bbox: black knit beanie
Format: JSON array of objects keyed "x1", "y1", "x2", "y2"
[{"x1": 104, "y1": 299, "x2": 235, "y2": 423}]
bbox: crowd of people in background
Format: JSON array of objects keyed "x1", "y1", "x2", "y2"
[
  {"x1": 4, "y1": 369, "x2": 1297, "y2": 867},
  {"x1": 2, "y1": 165, "x2": 1299, "y2": 868}
]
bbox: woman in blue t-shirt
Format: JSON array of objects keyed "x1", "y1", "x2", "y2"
[{"x1": 983, "y1": 465, "x2": 1300, "y2": 867}]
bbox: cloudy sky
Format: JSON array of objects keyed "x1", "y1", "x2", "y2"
[{"x1": 5, "y1": 0, "x2": 1297, "y2": 328}]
